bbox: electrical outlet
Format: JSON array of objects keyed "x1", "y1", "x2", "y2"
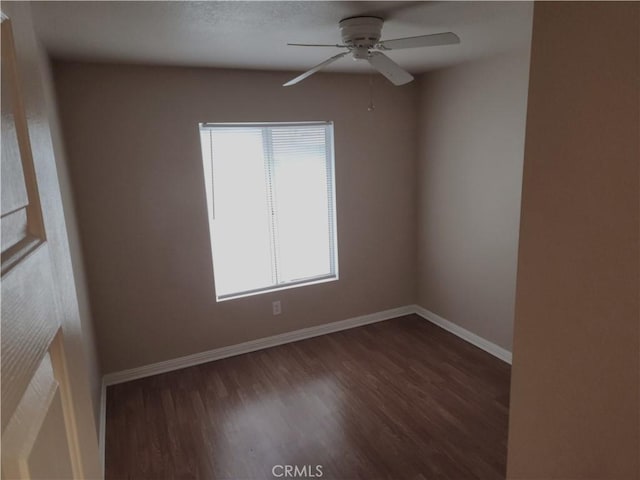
[{"x1": 272, "y1": 300, "x2": 281, "y2": 315}]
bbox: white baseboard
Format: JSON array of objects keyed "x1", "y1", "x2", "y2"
[
  {"x1": 98, "y1": 382, "x2": 106, "y2": 477},
  {"x1": 98, "y1": 303, "x2": 511, "y2": 468},
  {"x1": 102, "y1": 305, "x2": 414, "y2": 387},
  {"x1": 412, "y1": 304, "x2": 512, "y2": 364}
]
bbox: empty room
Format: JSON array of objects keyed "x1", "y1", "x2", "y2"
[{"x1": 1, "y1": 1, "x2": 638, "y2": 479}]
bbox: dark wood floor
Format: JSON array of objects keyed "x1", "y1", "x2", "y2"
[{"x1": 105, "y1": 315, "x2": 511, "y2": 479}]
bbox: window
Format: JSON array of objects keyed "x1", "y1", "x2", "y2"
[{"x1": 199, "y1": 122, "x2": 339, "y2": 301}]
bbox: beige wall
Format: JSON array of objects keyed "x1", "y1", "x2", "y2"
[
  {"x1": 507, "y1": 2, "x2": 639, "y2": 478},
  {"x1": 415, "y1": 46, "x2": 532, "y2": 351},
  {"x1": 53, "y1": 63, "x2": 418, "y2": 374}
]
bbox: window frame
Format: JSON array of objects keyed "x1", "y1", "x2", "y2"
[{"x1": 199, "y1": 121, "x2": 339, "y2": 302}]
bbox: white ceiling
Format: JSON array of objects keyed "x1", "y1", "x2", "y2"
[{"x1": 32, "y1": 1, "x2": 533, "y2": 74}]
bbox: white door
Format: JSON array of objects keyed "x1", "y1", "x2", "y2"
[{"x1": 1, "y1": 8, "x2": 99, "y2": 479}]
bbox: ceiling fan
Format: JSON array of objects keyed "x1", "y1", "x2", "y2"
[{"x1": 283, "y1": 16, "x2": 460, "y2": 87}]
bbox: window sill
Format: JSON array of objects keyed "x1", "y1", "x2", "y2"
[{"x1": 216, "y1": 274, "x2": 338, "y2": 302}]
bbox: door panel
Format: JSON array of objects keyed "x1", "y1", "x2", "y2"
[
  {"x1": 1, "y1": 346, "x2": 75, "y2": 479},
  {"x1": 26, "y1": 389, "x2": 74, "y2": 479},
  {"x1": 1, "y1": 247, "x2": 59, "y2": 434},
  {"x1": 0, "y1": 13, "x2": 45, "y2": 277},
  {"x1": 1, "y1": 8, "x2": 96, "y2": 479},
  {"x1": 0, "y1": 31, "x2": 29, "y2": 215}
]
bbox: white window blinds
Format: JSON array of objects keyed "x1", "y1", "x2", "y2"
[{"x1": 199, "y1": 122, "x2": 338, "y2": 301}]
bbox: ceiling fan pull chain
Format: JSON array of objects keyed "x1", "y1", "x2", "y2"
[{"x1": 368, "y1": 74, "x2": 375, "y2": 112}]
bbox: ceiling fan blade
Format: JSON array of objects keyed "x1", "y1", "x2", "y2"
[
  {"x1": 367, "y1": 52, "x2": 414, "y2": 86},
  {"x1": 288, "y1": 43, "x2": 348, "y2": 48},
  {"x1": 378, "y1": 32, "x2": 460, "y2": 50},
  {"x1": 283, "y1": 52, "x2": 349, "y2": 87}
]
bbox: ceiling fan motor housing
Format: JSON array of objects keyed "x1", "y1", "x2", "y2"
[{"x1": 339, "y1": 16, "x2": 383, "y2": 58}]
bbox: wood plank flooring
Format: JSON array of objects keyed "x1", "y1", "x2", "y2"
[{"x1": 105, "y1": 315, "x2": 511, "y2": 479}]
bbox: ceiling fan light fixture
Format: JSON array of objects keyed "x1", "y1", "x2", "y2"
[{"x1": 352, "y1": 46, "x2": 370, "y2": 60}]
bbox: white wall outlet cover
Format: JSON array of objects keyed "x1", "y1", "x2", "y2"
[{"x1": 272, "y1": 301, "x2": 282, "y2": 315}]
